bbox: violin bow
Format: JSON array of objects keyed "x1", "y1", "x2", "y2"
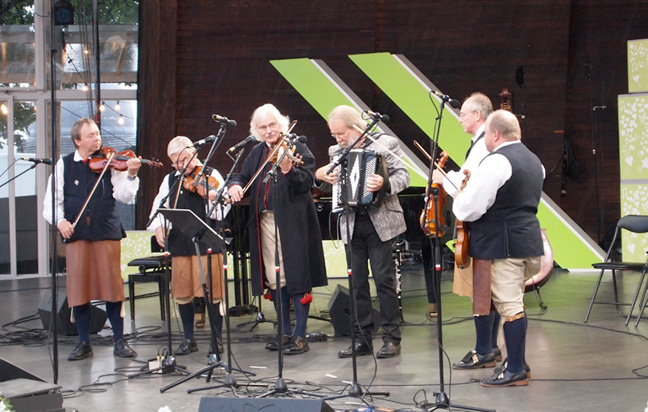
[
  {"x1": 412, "y1": 139, "x2": 459, "y2": 192},
  {"x1": 72, "y1": 151, "x2": 115, "y2": 228}
]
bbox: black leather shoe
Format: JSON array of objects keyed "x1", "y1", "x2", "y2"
[
  {"x1": 376, "y1": 341, "x2": 401, "y2": 358},
  {"x1": 494, "y1": 358, "x2": 531, "y2": 379},
  {"x1": 265, "y1": 335, "x2": 291, "y2": 351},
  {"x1": 207, "y1": 339, "x2": 224, "y2": 355},
  {"x1": 175, "y1": 338, "x2": 198, "y2": 355},
  {"x1": 480, "y1": 366, "x2": 529, "y2": 387},
  {"x1": 493, "y1": 347, "x2": 503, "y2": 362},
  {"x1": 283, "y1": 336, "x2": 309, "y2": 355},
  {"x1": 68, "y1": 342, "x2": 93, "y2": 361},
  {"x1": 452, "y1": 349, "x2": 496, "y2": 369},
  {"x1": 114, "y1": 338, "x2": 136, "y2": 358},
  {"x1": 338, "y1": 342, "x2": 372, "y2": 358}
]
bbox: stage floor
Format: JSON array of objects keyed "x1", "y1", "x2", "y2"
[{"x1": 1, "y1": 262, "x2": 647, "y2": 412}]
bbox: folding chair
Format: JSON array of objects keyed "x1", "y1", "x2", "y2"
[{"x1": 584, "y1": 215, "x2": 648, "y2": 325}]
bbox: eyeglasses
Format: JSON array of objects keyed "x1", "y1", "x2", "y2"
[
  {"x1": 257, "y1": 121, "x2": 278, "y2": 132},
  {"x1": 330, "y1": 130, "x2": 348, "y2": 138},
  {"x1": 459, "y1": 110, "x2": 476, "y2": 119}
]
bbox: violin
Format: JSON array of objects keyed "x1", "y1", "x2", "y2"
[
  {"x1": 454, "y1": 170, "x2": 471, "y2": 269},
  {"x1": 88, "y1": 146, "x2": 163, "y2": 172},
  {"x1": 420, "y1": 151, "x2": 449, "y2": 237},
  {"x1": 268, "y1": 136, "x2": 304, "y2": 166},
  {"x1": 183, "y1": 166, "x2": 220, "y2": 199}
]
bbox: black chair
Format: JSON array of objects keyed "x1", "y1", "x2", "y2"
[
  {"x1": 584, "y1": 215, "x2": 648, "y2": 325},
  {"x1": 127, "y1": 236, "x2": 171, "y2": 321}
]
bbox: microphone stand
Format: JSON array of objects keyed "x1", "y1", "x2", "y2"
[
  {"x1": 422, "y1": 97, "x2": 493, "y2": 412},
  {"x1": 325, "y1": 118, "x2": 389, "y2": 404},
  {"x1": 256, "y1": 136, "x2": 324, "y2": 399},
  {"x1": 187, "y1": 141, "x2": 258, "y2": 395},
  {"x1": 129, "y1": 159, "x2": 193, "y2": 380}
]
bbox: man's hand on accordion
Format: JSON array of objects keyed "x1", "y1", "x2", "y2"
[
  {"x1": 315, "y1": 163, "x2": 338, "y2": 185},
  {"x1": 366, "y1": 174, "x2": 384, "y2": 192}
]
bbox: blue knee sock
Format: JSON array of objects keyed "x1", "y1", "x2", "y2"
[
  {"x1": 73, "y1": 303, "x2": 91, "y2": 344},
  {"x1": 474, "y1": 312, "x2": 494, "y2": 355},
  {"x1": 177, "y1": 303, "x2": 194, "y2": 341},
  {"x1": 292, "y1": 293, "x2": 310, "y2": 339},
  {"x1": 503, "y1": 315, "x2": 527, "y2": 373},
  {"x1": 491, "y1": 310, "x2": 501, "y2": 350},
  {"x1": 272, "y1": 287, "x2": 292, "y2": 336},
  {"x1": 105, "y1": 301, "x2": 124, "y2": 342}
]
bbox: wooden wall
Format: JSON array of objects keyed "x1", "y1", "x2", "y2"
[{"x1": 137, "y1": 0, "x2": 648, "y2": 243}]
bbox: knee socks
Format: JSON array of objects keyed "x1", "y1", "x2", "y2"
[
  {"x1": 73, "y1": 303, "x2": 91, "y2": 344},
  {"x1": 503, "y1": 314, "x2": 527, "y2": 373},
  {"x1": 105, "y1": 301, "x2": 124, "y2": 342},
  {"x1": 292, "y1": 293, "x2": 310, "y2": 339},
  {"x1": 271, "y1": 287, "x2": 292, "y2": 336},
  {"x1": 474, "y1": 311, "x2": 495, "y2": 355},
  {"x1": 177, "y1": 302, "x2": 195, "y2": 341}
]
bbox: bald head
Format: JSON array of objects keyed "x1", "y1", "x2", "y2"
[{"x1": 484, "y1": 110, "x2": 521, "y2": 151}]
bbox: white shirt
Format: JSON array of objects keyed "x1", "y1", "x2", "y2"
[
  {"x1": 453, "y1": 140, "x2": 546, "y2": 222},
  {"x1": 43, "y1": 150, "x2": 139, "y2": 225},
  {"x1": 146, "y1": 167, "x2": 230, "y2": 233},
  {"x1": 443, "y1": 124, "x2": 488, "y2": 196}
]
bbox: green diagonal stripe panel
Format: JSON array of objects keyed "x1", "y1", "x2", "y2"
[
  {"x1": 350, "y1": 52, "x2": 604, "y2": 268},
  {"x1": 271, "y1": 58, "x2": 428, "y2": 187},
  {"x1": 349, "y1": 53, "x2": 469, "y2": 160}
]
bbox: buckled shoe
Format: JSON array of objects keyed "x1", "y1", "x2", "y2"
[
  {"x1": 114, "y1": 338, "x2": 136, "y2": 358},
  {"x1": 494, "y1": 358, "x2": 531, "y2": 379},
  {"x1": 265, "y1": 335, "x2": 292, "y2": 351},
  {"x1": 338, "y1": 342, "x2": 372, "y2": 358},
  {"x1": 283, "y1": 335, "x2": 309, "y2": 355},
  {"x1": 452, "y1": 349, "x2": 496, "y2": 369},
  {"x1": 68, "y1": 342, "x2": 93, "y2": 361},
  {"x1": 480, "y1": 366, "x2": 529, "y2": 387},
  {"x1": 175, "y1": 338, "x2": 198, "y2": 355}
]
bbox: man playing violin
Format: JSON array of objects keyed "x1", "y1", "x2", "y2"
[
  {"x1": 452, "y1": 110, "x2": 544, "y2": 387},
  {"x1": 228, "y1": 103, "x2": 327, "y2": 355},
  {"x1": 147, "y1": 135, "x2": 230, "y2": 355},
  {"x1": 315, "y1": 105, "x2": 410, "y2": 359},
  {"x1": 431, "y1": 92, "x2": 503, "y2": 371},
  {"x1": 43, "y1": 117, "x2": 140, "y2": 361}
]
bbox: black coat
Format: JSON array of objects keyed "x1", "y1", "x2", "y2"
[{"x1": 229, "y1": 140, "x2": 327, "y2": 296}]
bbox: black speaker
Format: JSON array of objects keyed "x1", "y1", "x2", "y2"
[
  {"x1": 327, "y1": 284, "x2": 380, "y2": 337},
  {"x1": 198, "y1": 397, "x2": 334, "y2": 412},
  {"x1": 37, "y1": 292, "x2": 107, "y2": 336}
]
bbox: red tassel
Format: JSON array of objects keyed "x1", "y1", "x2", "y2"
[{"x1": 300, "y1": 293, "x2": 313, "y2": 305}]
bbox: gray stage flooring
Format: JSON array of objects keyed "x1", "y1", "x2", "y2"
[{"x1": 1, "y1": 263, "x2": 647, "y2": 412}]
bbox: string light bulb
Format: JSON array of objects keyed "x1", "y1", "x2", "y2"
[
  {"x1": 114, "y1": 101, "x2": 121, "y2": 111},
  {"x1": 0, "y1": 103, "x2": 8, "y2": 115},
  {"x1": 99, "y1": 101, "x2": 106, "y2": 112},
  {"x1": 81, "y1": 83, "x2": 89, "y2": 91},
  {"x1": 117, "y1": 115, "x2": 125, "y2": 125}
]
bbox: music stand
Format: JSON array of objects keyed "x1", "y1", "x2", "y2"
[{"x1": 158, "y1": 208, "x2": 252, "y2": 393}]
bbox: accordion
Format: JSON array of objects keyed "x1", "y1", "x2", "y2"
[{"x1": 342, "y1": 149, "x2": 385, "y2": 208}]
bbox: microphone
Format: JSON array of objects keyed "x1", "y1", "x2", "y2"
[
  {"x1": 227, "y1": 135, "x2": 256, "y2": 153},
  {"x1": 288, "y1": 134, "x2": 307, "y2": 143},
  {"x1": 18, "y1": 157, "x2": 53, "y2": 165},
  {"x1": 365, "y1": 110, "x2": 390, "y2": 123},
  {"x1": 212, "y1": 114, "x2": 237, "y2": 127},
  {"x1": 190, "y1": 135, "x2": 216, "y2": 148},
  {"x1": 431, "y1": 90, "x2": 461, "y2": 108}
]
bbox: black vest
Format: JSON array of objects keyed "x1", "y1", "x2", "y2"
[
  {"x1": 62, "y1": 153, "x2": 125, "y2": 242},
  {"x1": 469, "y1": 143, "x2": 544, "y2": 259},
  {"x1": 166, "y1": 169, "x2": 219, "y2": 256}
]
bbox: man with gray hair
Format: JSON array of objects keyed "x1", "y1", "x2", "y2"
[
  {"x1": 431, "y1": 92, "x2": 502, "y2": 371},
  {"x1": 147, "y1": 135, "x2": 229, "y2": 355},
  {"x1": 228, "y1": 104, "x2": 327, "y2": 355},
  {"x1": 316, "y1": 105, "x2": 410, "y2": 359},
  {"x1": 452, "y1": 109, "x2": 544, "y2": 387}
]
